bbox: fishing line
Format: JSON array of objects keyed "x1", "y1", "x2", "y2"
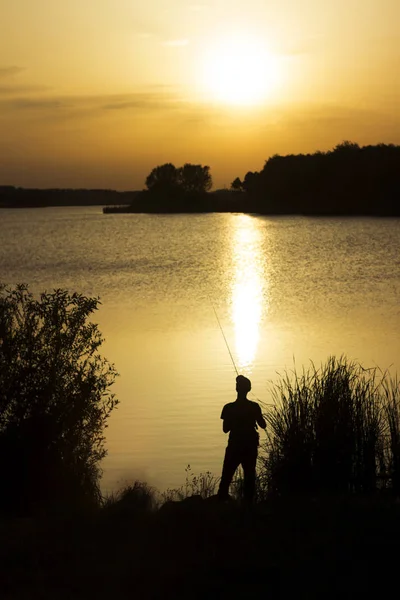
[
  {"x1": 208, "y1": 293, "x2": 239, "y2": 377},
  {"x1": 208, "y1": 293, "x2": 274, "y2": 413}
]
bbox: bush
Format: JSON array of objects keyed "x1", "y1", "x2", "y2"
[
  {"x1": 102, "y1": 481, "x2": 157, "y2": 517},
  {"x1": 0, "y1": 284, "x2": 118, "y2": 515}
]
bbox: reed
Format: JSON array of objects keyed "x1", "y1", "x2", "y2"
[
  {"x1": 381, "y1": 376, "x2": 400, "y2": 494},
  {"x1": 262, "y1": 357, "x2": 393, "y2": 496}
]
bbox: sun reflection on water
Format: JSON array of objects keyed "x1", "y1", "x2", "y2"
[{"x1": 231, "y1": 215, "x2": 266, "y2": 371}]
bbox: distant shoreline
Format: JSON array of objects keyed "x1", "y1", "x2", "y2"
[
  {"x1": 2, "y1": 142, "x2": 400, "y2": 215},
  {"x1": 0, "y1": 186, "x2": 141, "y2": 209},
  {"x1": 1, "y1": 187, "x2": 399, "y2": 216},
  {"x1": 102, "y1": 203, "x2": 400, "y2": 217}
]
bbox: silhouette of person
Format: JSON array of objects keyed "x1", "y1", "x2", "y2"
[{"x1": 218, "y1": 375, "x2": 266, "y2": 503}]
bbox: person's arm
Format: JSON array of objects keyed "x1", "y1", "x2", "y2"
[
  {"x1": 256, "y1": 404, "x2": 267, "y2": 430},
  {"x1": 222, "y1": 418, "x2": 232, "y2": 433},
  {"x1": 221, "y1": 406, "x2": 231, "y2": 433}
]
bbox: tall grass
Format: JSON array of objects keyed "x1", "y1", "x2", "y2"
[
  {"x1": 102, "y1": 481, "x2": 157, "y2": 517},
  {"x1": 261, "y1": 357, "x2": 400, "y2": 496},
  {"x1": 381, "y1": 376, "x2": 400, "y2": 494}
]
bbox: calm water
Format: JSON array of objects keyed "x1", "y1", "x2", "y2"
[{"x1": 1, "y1": 207, "x2": 400, "y2": 491}]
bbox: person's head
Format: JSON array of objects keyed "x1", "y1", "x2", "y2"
[{"x1": 236, "y1": 375, "x2": 251, "y2": 396}]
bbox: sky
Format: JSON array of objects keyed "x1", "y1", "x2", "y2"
[{"x1": 1, "y1": 0, "x2": 399, "y2": 190}]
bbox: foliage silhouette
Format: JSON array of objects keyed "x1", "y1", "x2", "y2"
[
  {"x1": 179, "y1": 163, "x2": 212, "y2": 193},
  {"x1": 145, "y1": 163, "x2": 180, "y2": 195},
  {"x1": 0, "y1": 284, "x2": 118, "y2": 515},
  {"x1": 102, "y1": 481, "x2": 157, "y2": 518},
  {"x1": 141, "y1": 162, "x2": 214, "y2": 211},
  {"x1": 261, "y1": 357, "x2": 400, "y2": 496},
  {"x1": 242, "y1": 170, "x2": 260, "y2": 195},
  {"x1": 230, "y1": 177, "x2": 243, "y2": 191},
  {"x1": 241, "y1": 141, "x2": 400, "y2": 215},
  {"x1": 382, "y1": 376, "x2": 400, "y2": 495},
  {"x1": 145, "y1": 162, "x2": 212, "y2": 195},
  {"x1": 160, "y1": 464, "x2": 220, "y2": 503}
]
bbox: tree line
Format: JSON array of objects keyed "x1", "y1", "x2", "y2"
[
  {"x1": 231, "y1": 142, "x2": 400, "y2": 215},
  {"x1": 2, "y1": 142, "x2": 400, "y2": 214},
  {"x1": 122, "y1": 142, "x2": 400, "y2": 215},
  {"x1": 0, "y1": 187, "x2": 139, "y2": 208}
]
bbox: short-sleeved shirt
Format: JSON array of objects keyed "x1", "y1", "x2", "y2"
[{"x1": 221, "y1": 399, "x2": 263, "y2": 444}]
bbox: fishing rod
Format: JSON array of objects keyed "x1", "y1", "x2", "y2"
[{"x1": 207, "y1": 293, "x2": 273, "y2": 411}]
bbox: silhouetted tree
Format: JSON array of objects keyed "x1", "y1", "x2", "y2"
[
  {"x1": 230, "y1": 177, "x2": 243, "y2": 191},
  {"x1": 178, "y1": 164, "x2": 212, "y2": 193},
  {"x1": 0, "y1": 284, "x2": 118, "y2": 515},
  {"x1": 145, "y1": 163, "x2": 179, "y2": 193},
  {"x1": 243, "y1": 171, "x2": 260, "y2": 194}
]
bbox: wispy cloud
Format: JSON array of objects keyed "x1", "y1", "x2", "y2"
[
  {"x1": 1, "y1": 86, "x2": 393, "y2": 136},
  {"x1": 1, "y1": 98, "x2": 69, "y2": 111},
  {"x1": 0, "y1": 66, "x2": 25, "y2": 79},
  {"x1": 0, "y1": 84, "x2": 49, "y2": 95},
  {"x1": 102, "y1": 92, "x2": 181, "y2": 110},
  {"x1": 0, "y1": 90, "x2": 188, "y2": 116}
]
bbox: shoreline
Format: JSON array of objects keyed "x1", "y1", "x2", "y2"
[{"x1": 3, "y1": 492, "x2": 400, "y2": 598}]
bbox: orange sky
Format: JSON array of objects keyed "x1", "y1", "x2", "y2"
[{"x1": 1, "y1": 0, "x2": 399, "y2": 190}]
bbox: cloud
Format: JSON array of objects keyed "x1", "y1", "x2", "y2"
[
  {"x1": 0, "y1": 84, "x2": 49, "y2": 95},
  {"x1": 162, "y1": 39, "x2": 189, "y2": 47},
  {"x1": 0, "y1": 89, "x2": 189, "y2": 117},
  {"x1": 0, "y1": 66, "x2": 25, "y2": 79},
  {"x1": 102, "y1": 92, "x2": 180, "y2": 110},
  {"x1": 2, "y1": 87, "x2": 395, "y2": 144},
  {"x1": 1, "y1": 98, "x2": 68, "y2": 111}
]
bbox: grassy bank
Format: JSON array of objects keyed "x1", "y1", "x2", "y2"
[{"x1": 2, "y1": 490, "x2": 400, "y2": 599}]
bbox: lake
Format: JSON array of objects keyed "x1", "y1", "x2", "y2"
[{"x1": 1, "y1": 207, "x2": 400, "y2": 492}]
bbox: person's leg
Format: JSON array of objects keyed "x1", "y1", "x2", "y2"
[
  {"x1": 241, "y1": 444, "x2": 258, "y2": 503},
  {"x1": 218, "y1": 444, "x2": 240, "y2": 500}
]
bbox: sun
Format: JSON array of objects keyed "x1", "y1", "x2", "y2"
[{"x1": 201, "y1": 33, "x2": 280, "y2": 106}]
